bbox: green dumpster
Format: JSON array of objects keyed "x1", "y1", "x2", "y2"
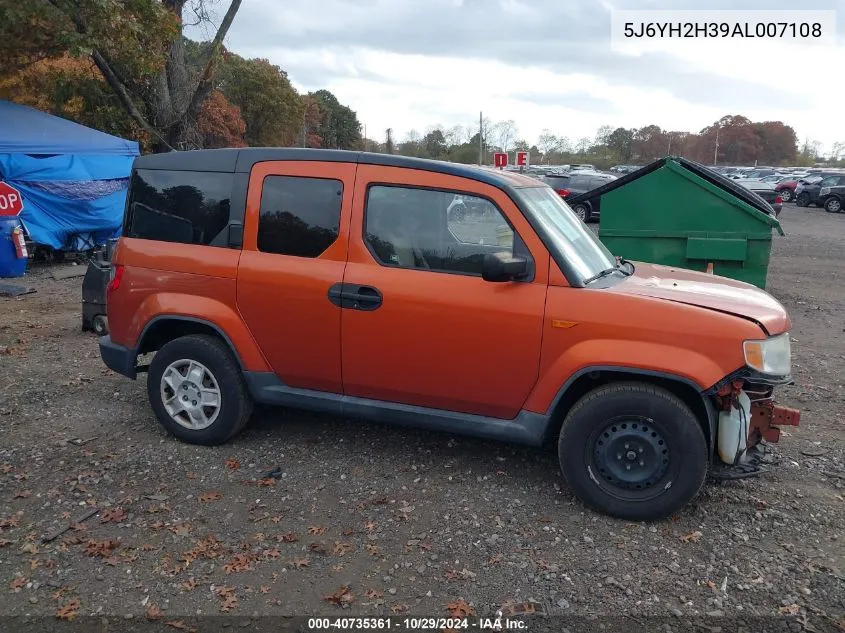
[{"x1": 571, "y1": 157, "x2": 783, "y2": 289}]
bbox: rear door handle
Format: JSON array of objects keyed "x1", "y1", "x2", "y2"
[{"x1": 327, "y1": 283, "x2": 383, "y2": 311}]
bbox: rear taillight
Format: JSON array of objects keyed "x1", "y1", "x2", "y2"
[
  {"x1": 556, "y1": 189, "x2": 570, "y2": 197},
  {"x1": 775, "y1": 195, "x2": 783, "y2": 204},
  {"x1": 106, "y1": 264, "x2": 124, "y2": 298}
]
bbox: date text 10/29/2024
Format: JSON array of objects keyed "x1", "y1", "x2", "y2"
[{"x1": 306, "y1": 616, "x2": 527, "y2": 630}]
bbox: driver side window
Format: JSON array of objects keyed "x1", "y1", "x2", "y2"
[{"x1": 364, "y1": 185, "x2": 529, "y2": 276}]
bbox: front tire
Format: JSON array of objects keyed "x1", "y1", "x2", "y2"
[
  {"x1": 779, "y1": 188, "x2": 792, "y2": 203},
  {"x1": 558, "y1": 382, "x2": 708, "y2": 521},
  {"x1": 147, "y1": 334, "x2": 253, "y2": 445}
]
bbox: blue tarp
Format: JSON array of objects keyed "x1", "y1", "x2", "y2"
[{"x1": 0, "y1": 100, "x2": 139, "y2": 249}]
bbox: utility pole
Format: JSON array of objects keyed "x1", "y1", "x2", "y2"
[
  {"x1": 666, "y1": 133, "x2": 672, "y2": 156},
  {"x1": 713, "y1": 125, "x2": 719, "y2": 166},
  {"x1": 478, "y1": 111, "x2": 483, "y2": 166},
  {"x1": 363, "y1": 124, "x2": 367, "y2": 151}
]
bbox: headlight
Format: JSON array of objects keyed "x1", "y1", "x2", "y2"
[
  {"x1": 820, "y1": 187, "x2": 830, "y2": 195},
  {"x1": 743, "y1": 332, "x2": 791, "y2": 376}
]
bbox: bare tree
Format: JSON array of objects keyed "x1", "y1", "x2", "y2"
[
  {"x1": 537, "y1": 129, "x2": 558, "y2": 163},
  {"x1": 494, "y1": 119, "x2": 518, "y2": 153},
  {"x1": 446, "y1": 124, "x2": 469, "y2": 146}
]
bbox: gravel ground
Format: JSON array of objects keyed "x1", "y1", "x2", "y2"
[{"x1": 0, "y1": 203, "x2": 843, "y2": 630}]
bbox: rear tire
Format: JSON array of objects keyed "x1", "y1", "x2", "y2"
[
  {"x1": 572, "y1": 203, "x2": 589, "y2": 222},
  {"x1": 147, "y1": 334, "x2": 253, "y2": 445},
  {"x1": 824, "y1": 196, "x2": 842, "y2": 213},
  {"x1": 779, "y1": 188, "x2": 792, "y2": 203},
  {"x1": 558, "y1": 382, "x2": 708, "y2": 521},
  {"x1": 795, "y1": 192, "x2": 810, "y2": 207},
  {"x1": 92, "y1": 315, "x2": 108, "y2": 336}
]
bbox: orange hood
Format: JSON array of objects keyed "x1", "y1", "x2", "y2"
[{"x1": 612, "y1": 262, "x2": 791, "y2": 335}]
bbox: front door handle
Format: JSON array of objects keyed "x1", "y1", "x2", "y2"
[{"x1": 327, "y1": 283, "x2": 383, "y2": 311}]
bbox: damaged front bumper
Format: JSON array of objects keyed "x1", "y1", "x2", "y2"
[{"x1": 708, "y1": 373, "x2": 801, "y2": 467}]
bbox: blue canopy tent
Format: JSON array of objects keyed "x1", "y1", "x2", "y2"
[{"x1": 0, "y1": 100, "x2": 139, "y2": 251}]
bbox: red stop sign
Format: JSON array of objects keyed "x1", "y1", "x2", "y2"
[{"x1": 0, "y1": 182, "x2": 24, "y2": 216}]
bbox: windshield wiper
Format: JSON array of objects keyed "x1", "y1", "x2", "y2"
[{"x1": 582, "y1": 266, "x2": 622, "y2": 285}]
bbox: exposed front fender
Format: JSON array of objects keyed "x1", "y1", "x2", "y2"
[{"x1": 524, "y1": 339, "x2": 734, "y2": 415}]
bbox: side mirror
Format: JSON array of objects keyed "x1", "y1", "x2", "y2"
[{"x1": 482, "y1": 252, "x2": 529, "y2": 283}]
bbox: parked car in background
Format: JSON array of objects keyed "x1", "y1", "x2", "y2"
[
  {"x1": 796, "y1": 174, "x2": 845, "y2": 208},
  {"x1": 819, "y1": 180, "x2": 845, "y2": 213},
  {"x1": 542, "y1": 172, "x2": 616, "y2": 221},
  {"x1": 736, "y1": 180, "x2": 783, "y2": 217}
]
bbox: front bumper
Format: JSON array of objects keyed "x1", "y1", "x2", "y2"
[{"x1": 99, "y1": 335, "x2": 137, "y2": 379}]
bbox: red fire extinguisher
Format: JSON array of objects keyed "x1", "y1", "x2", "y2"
[{"x1": 12, "y1": 226, "x2": 28, "y2": 259}]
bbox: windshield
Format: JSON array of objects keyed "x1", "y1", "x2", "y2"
[{"x1": 516, "y1": 186, "x2": 616, "y2": 283}]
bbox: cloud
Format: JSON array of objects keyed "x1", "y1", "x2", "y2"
[{"x1": 190, "y1": 0, "x2": 845, "y2": 148}]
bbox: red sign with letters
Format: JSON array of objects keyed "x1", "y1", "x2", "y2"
[
  {"x1": 516, "y1": 151, "x2": 529, "y2": 167},
  {"x1": 493, "y1": 152, "x2": 508, "y2": 168},
  {"x1": 0, "y1": 182, "x2": 24, "y2": 216}
]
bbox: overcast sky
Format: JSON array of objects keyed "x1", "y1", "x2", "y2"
[{"x1": 198, "y1": 0, "x2": 844, "y2": 153}]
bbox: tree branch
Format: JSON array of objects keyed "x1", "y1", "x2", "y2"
[
  {"x1": 91, "y1": 50, "x2": 174, "y2": 151},
  {"x1": 182, "y1": 0, "x2": 241, "y2": 119}
]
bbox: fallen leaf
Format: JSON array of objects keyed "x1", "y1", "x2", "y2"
[
  {"x1": 488, "y1": 554, "x2": 502, "y2": 565},
  {"x1": 371, "y1": 496, "x2": 388, "y2": 505},
  {"x1": 181, "y1": 577, "x2": 197, "y2": 591},
  {"x1": 146, "y1": 603, "x2": 164, "y2": 620},
  {"x1": 51, "y1": 586, "x2": 71, "y2": 601},
  {"x1": 365, "y1": 589, "x2": 383, "y2": 599},
  {"x1": 0, "y1": 539, "x2": 13, "y2": 547},
  {"x1": 223, "y1": 553, "x2": 254, "y2": 574},
  {"x1": 224, "y1": 458, "x2": 240, "y2": 470},
  {"x1": 446, "y1": 599, "x2": 475, "y2": 617},
  {"x1": 1, "y1": 464, "x2": 11, "y2": 474},
  {"x1": 292, "y1": 557, "x2": 310, "y2": 569},
  {"x1": 444, "y1": 569, "x2": 459, "y2": 580},
  {"x1": 309, "y1": 542, "x2": 328, "y2": 555},
  {"x1": 56, "y1": 599, "x2": 80, "y2": 620},
  {"x1": 198, "y1": 492, "x2": 222, "y2": 502},
  {"x1": 366, "y1": 544, "x2": 380, "y2": 556},
  {"x1": 100, "y1": 508, "x2": 126, "y2": 524},
  {"x1": 13, "y1": 490, "x2": 32, "y2": 499},
  {"x1": 680, "y1": 531, "x2": 703, "y2": 544},
  {"x1": 215, "y1": 586, "x2": 238, "y2": 612},
  {"x1": 778, "y1": 604, "x2": 801, "y2": 616},
  {"x1": 262, "y1": 548, "x2": 281, "y2": 560},
  {"x1": 364, "y1": 521, "x2": 377, "y2": 531},
  {"x1": 418, "y1": 541, "x2": 432, "y2": 551},
  {"x1": 186, "y1": 472, "x2": 196, "y2": 480},
  {"x1": 165, "y1": 620, "x2": 197, "y2": 632},
  {"x1": 84, "y1": 539, "x2": 120, "y2": 558},
  {"x1": 333, "y1": 541, "x2": 353, "y2": 556},
  {"x1": 30, "y1": 558, "x2": 40, "y2": 570},
  {"x1": 0, "y1": 515, "x2": 21, "y2": 529},
  {"x1": 391, "y1": 604, "x2": 408, "y2": 614},
  {"x1": 323, "y1": 584, "x2": 355, "y2": 608},
  {"x1": 257, "y1": 478, "x2": 276, "y2": 487},
  {"x1": 20, "y1": 541, "x2": 39, "y2": 554},
  {"x1": 276, "y1": 532, "x2": 297, "y2": 543},
  {"x1": 9, "y1": 576, "x2": 27, "y2": 591},
  {"x1": 140, "y1": 543, "x2": 157, "y2": 552},
  {"x1": 260, "y1": 586, "x2": 270, "y2": 594},
  {"x1": 342, "y1": 527, "x2": 355, "y2": 536},
  {"x1": 308, "y1": 525, "x2": 326, "y2": 535}
]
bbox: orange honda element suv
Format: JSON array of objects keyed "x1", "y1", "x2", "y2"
[{"x1": 100, "y1": 149, "x2": 800, "y2": 521}]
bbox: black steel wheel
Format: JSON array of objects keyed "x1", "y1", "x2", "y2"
[{"x1": 558, "y1": 382, "x2": 708, "y2": 521}]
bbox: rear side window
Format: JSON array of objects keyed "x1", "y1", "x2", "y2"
[
  {"x1": 257, "y1": 176, "x2": 342, "y2": 258},
  {"x1": 126, "y1": 169, "x2": 232, "y2": 246}
]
